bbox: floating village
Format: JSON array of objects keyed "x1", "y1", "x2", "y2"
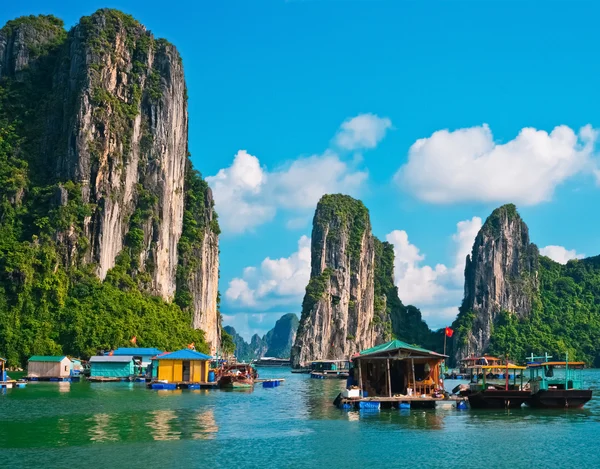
[{"x1": 0, "y1": 339, "x2": 593, "y2": 411}]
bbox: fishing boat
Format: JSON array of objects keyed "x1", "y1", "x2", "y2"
[
  {"x1": 310, "y1": 360, "x2": 350, "y2": 379},
  {"x1": 526, "y1": 353, "x2": 592, "y2": 409},
  {"x1": 219, "y1": 363, "x2": 257, "y2": 389},
  {"x1": 463, "y1": 364, "x2": 530, "y2": 409}
]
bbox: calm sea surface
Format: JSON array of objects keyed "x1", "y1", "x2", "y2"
[{"x1": 1, "y1": 368, "x2": 600, "y2": 468}]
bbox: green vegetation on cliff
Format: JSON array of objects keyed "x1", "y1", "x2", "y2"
[
  {"x1": 315, "y1": 194, "x2": 369, "y2": 271},
  {"x1": 0, "y1": 12, "x2": 213, "y2": 366},
  {"x1": 489, "y1": 256, "x2": 600, "y2": 365},
  {"x1": 373, "y1": 239, "x2": 440, "y2": 349}
]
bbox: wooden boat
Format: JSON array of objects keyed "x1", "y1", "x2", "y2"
[
  {"x1": 463, "y1": 364, "x2": 531, "y2": 409},
  {"x1": 219, "y1": 363, "x2": 257, "y2": 389},
  {"x1": 526, "y1": 353, "x2": 592, "y2": 409}
]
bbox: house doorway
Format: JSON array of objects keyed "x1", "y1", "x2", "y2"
[{"x1": 182, "y1": 362, "x2": 191, "y2": 382}]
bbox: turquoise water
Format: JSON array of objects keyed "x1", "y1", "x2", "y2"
[{"x1": 1, "y1": 369, "x2": 600, "y2": 468}]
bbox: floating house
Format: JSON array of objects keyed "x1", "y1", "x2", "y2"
[
  {"x1": 335, "y1": 340, "x2": 464, "y2": 409},
  {"x1": 70, "y1": 358, "x2": 83, "y2": 376},
  {"x1": 110, "y1": 348, "x2": 163, "y2": 370},
  {"x1": 27, "y1": 356, "x2": 72, "y2": 381},
  {"x1": 89, "y1": 355, "x2": 135, "y2": 381},
  {"x1": 151, "y1": 350, "x2": 213, "y2": 389},
  {"x1": 310, "y1": 360, "x2": 350, "y2": 379}
]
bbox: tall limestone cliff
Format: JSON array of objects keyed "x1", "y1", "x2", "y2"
[
  {"x1": 451, "y1": 204, "x2": 539, "y2": 362},
  {"x1": 291, "y1": 194, "x2": 391, "y2": 367},
  {"x1": 0, "y1": 11, "x2": 220, "y2": 361}
]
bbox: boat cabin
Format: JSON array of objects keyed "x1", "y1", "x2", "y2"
[
  {"x1": 154, "y1": 349, "x2": 212, "y2": 384},
  {"x1": 352, "y1": 340, "x2": 446, "y2": 398},
  {"x1": 527, "y1": 354, "x2": 585, "y2": 393},
  {"x1": 27, "y1": 356, "x2": 72, "y2": 380},
  {"x1": 459, "y1": 355, "x2": 502, "y2": 373},
  {"x1": 468, "y1": 364, "x2": 527, "y2": 392}
]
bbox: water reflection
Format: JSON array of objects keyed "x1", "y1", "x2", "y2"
[
  {"x1": 193, "y1": 409, "x2": 218, "y2": 440},
  {"x1": 58, "y1": 382, "x2": 70, "y2": 393},
  {"x1": 88, "y1": 413, "x2": 119, "y2": 442},
  {"x1": 147, "y1": 410, "x2": 180, "y2": 441}
]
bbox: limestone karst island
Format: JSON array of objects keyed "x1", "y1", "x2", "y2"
[{"x1": 1, "y1": 4, "x2": 599, "y2": 468}]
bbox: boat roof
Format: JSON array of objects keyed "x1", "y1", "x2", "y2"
[
  {"x1": 112, "y1": 347, "x2": 163, "y2": 356},
  {"x1": 90, "y1": 355, "x2": 135, "y2": 363},
  {"x1": 359, "y1": 339, "x2": 446, "y2": 358},
  {"x1": 460, "y1": 355, "x2": 501, "y2": 361},
  {"x1": 527, "y1": 361, "x2": 585, "y2": 368},
  {"x1": 311, "y1": 359, "x2": 349, "y2": 363},
  {"x1": 158, "y1": 349, "x2": 212, "y2": 361},
  {"x1": 480, "y1": 364, "x2": 526, "y2": 370},
  {"x1": 28, "y1": 355, "x2": 69, "y2": 362}
]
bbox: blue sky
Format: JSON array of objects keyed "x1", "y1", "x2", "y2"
[{"x1": 3, "y1": 1, "x2": 600, "y2": 340}]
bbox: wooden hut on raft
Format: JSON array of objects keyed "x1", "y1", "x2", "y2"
[
  {"x1": 149, "y1": 350, "x2": 215, "y2": 390},
  {"x1": 27, "y1": 356, "x2": 72, "y2": 381},
  {"x1": 335, "y1": 340, "x2": 465, "y2": 409}
]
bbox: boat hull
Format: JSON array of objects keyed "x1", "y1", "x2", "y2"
[
  {"x1": 310, "y1": 372, "x2": 349, "y2": 380},
  {"x1": 527, "y1": 389, "x2": 592, "y2": 409},
  {"x1": 219, "y1": 375, "x2": 254, "y2": 389},
  {"x1": 467, "y1": 390, "x2": 531, "y2": 409}
]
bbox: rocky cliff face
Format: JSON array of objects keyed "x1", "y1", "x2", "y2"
[
  {"x1": 291, "y1": 194, "x2": 390, "y2": 367},
  {"x1": 0, "y1": 11, "x2": 220, "y2": 352},
  {"x1": 223, "y1": 313, "x2": 299, "y2": 361},
  {"x1": 452, "y1": 204, "x2": 539, "y2": 362}
]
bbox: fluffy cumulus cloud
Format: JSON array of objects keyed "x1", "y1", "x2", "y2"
[
  {"x1": 540, "y1": 245, "x2": 585, "y2": 264},
  {"x1": 395, "y1": 124, "x2": 597, "y2": 206},
  {"x1": 205, "y1": 150, "x2": 275, "y2": 233},
  {"x1": 334, "y1": 113, "x2": 393, "y2": 150},
  {"x1": 208, "y1": 114, "x2": 389, "y2": 234},
  {"x1": 225, "y1": 236, "x2": 311, "y2": 309},
  {"x1": 386, "y1": 216, "x2": 482, "y2": 328}
]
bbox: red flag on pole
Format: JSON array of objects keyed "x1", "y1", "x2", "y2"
[
  {"x1": 445, "y1": 327, "x2": 454, "y2": 338},
  {"x1": 130, "y1": 336, "x2": 137, "y2": 344}
]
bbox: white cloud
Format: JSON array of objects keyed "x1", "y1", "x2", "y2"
[
  {"x1": 206, "y1": 150, "x2": 275, "y2": 233},
  {"x1": 208, "y1": 114, "x2": 390, "y2": 234},
  {"x1": 268, "y1": 151, "x2": 368, "y2": 211},
  {"x1": 225, "y1": 236, "x2": 311, "y2": 309},
  {"x1": 334, "y1": 113, "x2": 393, "y2": 150},
  {"x1": 386, "y1": 216, "x2": 482, "y2": 329},
  {"x1": 540, "y1": 245, "x2": 585, "y2": 264},
  {"x1": 395, "y1": 124, "x2": 597, "y2": 206}
]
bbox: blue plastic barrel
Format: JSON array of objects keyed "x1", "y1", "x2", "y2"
[{"x1": 208, "y1": 371, "x2": 215, "y2": 382}]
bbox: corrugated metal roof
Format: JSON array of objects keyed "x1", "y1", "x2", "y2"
[
  {"x1": 28, "y1": 355, "x2": 69, "y2": 362},
  {"x1": 359, "y1": 340, "x2": 446, "y2": 358},
  {"x1": 90, "y1": 356, "x2": 135, "y2": 363},
  {"x1": 158, "y1": 349, "x2": 212, "y2": 360},
  {"x1": 111, "y1": 347, "x2": 163, "y2": 356}
]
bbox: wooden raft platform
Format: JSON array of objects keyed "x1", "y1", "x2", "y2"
[
  {"x1": 255, "y1": 378, "x2": 285, "y2": 383},
  {"x1": 336, "y1": 395, "x2": 467, "y2": 410},
  {"x1": 148, "y1": 381, "x2": 219, "y2": 390}
]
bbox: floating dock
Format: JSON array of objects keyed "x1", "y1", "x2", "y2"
[
  {"x1": 335, "y1": 395, "x2": 467, "y2": 410},
  {"x1": 148, "y1": 381, "x2": 219, "y2": 390},
  {"x1": 26, "y1": 376, "x2": 71, "y2": 382},
  {"x1": 255, "y1": 378, "x2": 285, "y2": 384}
]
